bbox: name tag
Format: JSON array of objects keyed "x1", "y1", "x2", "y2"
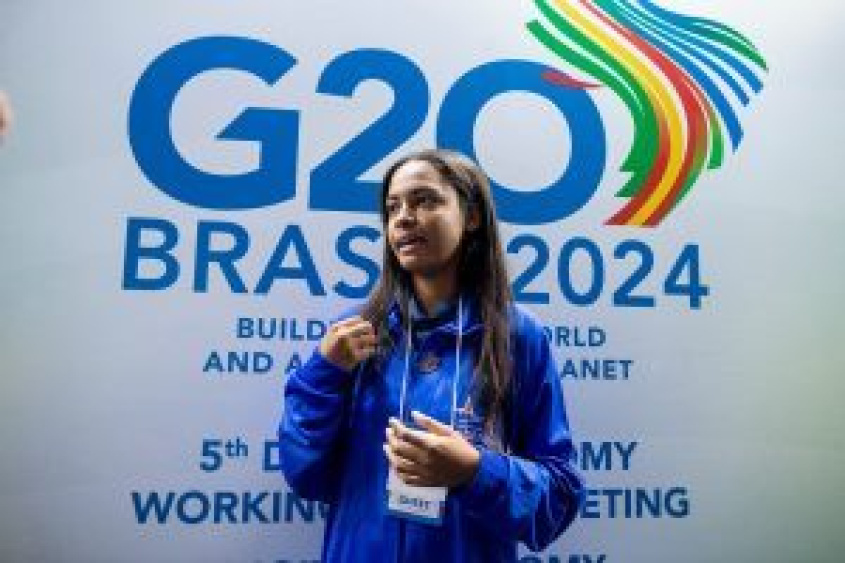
[{"x1": 386, "y1": 469, "x2": 447, "y2": 525}]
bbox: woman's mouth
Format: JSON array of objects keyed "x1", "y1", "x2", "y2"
[{"x1": 395, "y1": 234, "x2": 427, "y2": 253}]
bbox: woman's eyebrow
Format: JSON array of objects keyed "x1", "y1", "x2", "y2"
[{"x1": 387, "y1": 185, "x2": 443, "y2": 200}]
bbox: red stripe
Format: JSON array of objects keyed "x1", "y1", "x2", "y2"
[
  {"x1": 577, "y1": 0, "x2": 708, "y2": 225},
  {"x1": 541, "y1": 69, "x2": 602, "y2": 89}
]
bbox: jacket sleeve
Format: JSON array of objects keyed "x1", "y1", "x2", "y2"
[
  {"x1": 277, "y1": 348, "x2": 356, "y2": 503},
  {"x1": 454, "y1": 311, "x2": 584, "y2": 551}
]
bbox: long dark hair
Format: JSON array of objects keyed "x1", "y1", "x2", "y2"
[{"x1": 361, "y1": 149, "x2": 513, "y2": 428}]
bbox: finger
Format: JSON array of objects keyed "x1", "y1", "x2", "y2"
[
  {"x1": 411, "y1": 411, "x2": 454, "y2": 437},
  {"x1": 396, "y1": 426, "x2": 438, "y2": 452},
  {"x1": 337, "y1": 319, "x2": 375, "y2": 338},
  {"x1": 383, "y1": 444, "x2": 411, "y2": 472},
  {"x1": 350, "y1": 339, "x2": 377, "y2": 359},
  {"x1": 384, "y1": 444, "x2": 428, "y2": 480},
  {"x1": 349, "y1": 332, "x2": 378, "y2": 349},
  {"x1": 330, "y1": 317, "x2": 374, "y2": 339},
  {"x1": 387, "y1": 427, "x2": 429, "y2": 466},
  {"x1": 388, "y1": 418, "x2": 429, "y2": 447},
  {"x1": 397, "y1": 471, "x2": 437, "y2": 487},
  {"x1": 393, "y1": 459, "x2": 432, "y2": 482},
  {"x1": 352, "y1": 345, "x2": 377, "y2": 361},
  {"x1": 388, "y1": 419, "x2": 424, "y2": 452},
  {"x1": 386, "y1": 425, "x2": 410, "y2": 451},
  {"x1": 388, "y1": 417, "x2": 406, "y2": 437},
  {"x1": 359, "y1": 330, "x2": 378, "y2": 343},
  {"x1": 328, "y1": 316, "x2": 361, "y2": 333},
  {"x1": 337, "y1": 330, "x2": 375, "y2": 353},
  {"x1": 338, "y1": 339, "x2": 356, "y2": 364}
]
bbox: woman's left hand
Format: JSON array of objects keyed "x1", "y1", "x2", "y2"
[{"x1": 384, "y1": 411, "x2": 480, "y2": 488}]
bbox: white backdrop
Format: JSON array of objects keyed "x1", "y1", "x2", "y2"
[{"x1": 2, "y1": 1, "x2": 845, "y2": 561}]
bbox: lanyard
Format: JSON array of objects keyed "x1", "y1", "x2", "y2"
[{"x1": 397, "y1": 296, "x2": 463, "y2": 428}]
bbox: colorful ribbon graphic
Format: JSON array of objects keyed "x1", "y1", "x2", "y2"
[{"x1": 528, "y1": 0, "x2": 767, "y2": 226}]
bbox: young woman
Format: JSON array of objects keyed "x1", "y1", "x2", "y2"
[{"x1": 279, "y1": 149, "x2": 583, "y2": 562}]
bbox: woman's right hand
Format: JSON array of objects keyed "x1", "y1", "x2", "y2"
[{"x1": 319, "y1": 316, "x2": 378, "y2": 372}]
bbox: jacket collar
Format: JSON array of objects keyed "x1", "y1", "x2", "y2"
[{"x1": 386, "y1": 292, "x2": 483, "y2": 337}]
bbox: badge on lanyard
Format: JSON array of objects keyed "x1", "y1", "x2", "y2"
[
  {"x1": 385, "y1": 296, "x2": 462, "y2": 526},
  {"x1": 416, "y1": 352, "x2": 441, "y2": 373},
  {"x1": 386, "y1": 468, "x2": 447, "y2": 526}
]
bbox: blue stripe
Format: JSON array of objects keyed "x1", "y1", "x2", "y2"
[
  {"x1": 638, "y1": 0, "x2": 765, "y2": 94},
  {"x1": 607, "y1": 0, "x2": 745, "y2": 150}
]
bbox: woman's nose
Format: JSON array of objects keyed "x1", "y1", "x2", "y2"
[{"x1": 394, "y1": 201, "x2": 417, "y2": 225}]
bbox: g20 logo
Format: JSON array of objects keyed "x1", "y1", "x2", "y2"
[
  {"x1": 123, "y1": 3, "x2": 767, "y2": 307},
  {"x1": 128, "y1": 36, "x2": 605, "y2": 226},
  {"x1": 128, "y1": 2, "x2": 766, "y2": 228}
]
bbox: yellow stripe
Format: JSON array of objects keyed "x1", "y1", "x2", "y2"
[{"x1": 551, "y1": 0, "x2": 685, "y2": 224}]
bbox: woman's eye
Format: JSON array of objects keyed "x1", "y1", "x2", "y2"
[{"x1": 418, "y1": 194, "x2": 437, "y2": 207}]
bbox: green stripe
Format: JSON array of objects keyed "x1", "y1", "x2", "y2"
[
  {"x1": 530, "y1": 0, "x2": 659, "y2": 198},
  {"x1": 686, "y1": 18, "x2": 768, "y2": 70}
]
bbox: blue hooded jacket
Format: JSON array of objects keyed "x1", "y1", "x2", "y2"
[{"x1": 278, "y1": 298, "x2": 584, "y2": 562}]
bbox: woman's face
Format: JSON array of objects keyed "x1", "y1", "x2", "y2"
[{"x1": 385, "y1": 160, "x2": 475, "y2": 283}]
